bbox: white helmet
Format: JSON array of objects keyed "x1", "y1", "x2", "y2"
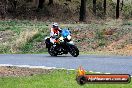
[{"x1": 52, "y1": 23, "x2": 59, "y2": 28}]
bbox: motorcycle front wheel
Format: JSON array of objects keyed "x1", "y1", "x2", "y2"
[{"x1": 68, "y1": 45, "x2": 79, "y2": 57}]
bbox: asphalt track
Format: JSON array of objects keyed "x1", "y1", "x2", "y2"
[{"x1": 0, "y1": 54, "x2": 132, "y2": 75}]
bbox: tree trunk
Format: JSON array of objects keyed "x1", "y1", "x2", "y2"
[
  {"x1": 116, "y1": 0, "x2": 120, "y2": 19},
  {"x1": 13, "y1": 0, "x2": 17, "y2": 11},
  {"x1": 0, "y1": 2, "x2": 6, "y2": 19},
  {"x1": 48, "y1": 0, "x2": 53, "y2": 5},
  {"x1": 32, "y1": 0, "x2": 39, "y2": 8},
  {"x1": 103, "y1": 0, "x2": 106, "y2": 16},
  {"x1": 79, "y1": 0, "x2": 86, "y2": 21},
  {"x1": 121, "y1": 0, "x2": 124, "y2": 11},
  {"x1": 38, "y1": 0, "x2": 45, "y2": 9},
  {"x1": 93, "y1": 0, "x2": 96, "y2": 16}
]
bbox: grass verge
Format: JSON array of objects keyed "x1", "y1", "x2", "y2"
[{"x1": 0, "y1": 70, "x2": 131, "y2": 88}]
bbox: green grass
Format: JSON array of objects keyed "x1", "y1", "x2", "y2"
[
  {"x1": 19, "y1": 31, "x2": 48, "y2": 53},
  {"x1": 0, "y1": 20, "x2": 50, "y2": 54},
  {"x1": 0, "y1": 70, "x2": 131, "y2": 88}
]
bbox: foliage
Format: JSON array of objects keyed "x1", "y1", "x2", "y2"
[
  {"x1": 0, "y1": 20, "x2": 49, "y2": 54},
  {"x1": 122, "y1": 4, "x2": 132, "y2": 19},
  {"x1": 0, "y1": 0, "x2": 132, "y2": 21}
]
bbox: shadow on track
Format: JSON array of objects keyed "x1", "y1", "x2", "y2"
[{"x1": 45, "y1": 55, "x2": 72, "y2": 58}]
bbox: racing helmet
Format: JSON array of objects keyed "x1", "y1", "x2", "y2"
[{"x1": 52, "y1": 23, "x2": 59, "y2": 28}]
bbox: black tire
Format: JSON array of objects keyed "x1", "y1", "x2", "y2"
[
  {"x1": 69, "y1": 45, "x2": 79, "y2": 57},
  {"x1": 48, "y1": 47, "x2": 57, "y2": 56},
  {"x1": 76, "y1": 76, "x2": 87, "y2": 85}
]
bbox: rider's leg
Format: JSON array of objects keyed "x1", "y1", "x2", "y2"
[{"x1": 50, "y1": 38, "x2": 55, "y2": 44}]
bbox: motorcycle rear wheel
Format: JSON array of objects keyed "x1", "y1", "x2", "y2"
[{"x1": 69, "y1": 45, "x2": 79, "y2": 57}]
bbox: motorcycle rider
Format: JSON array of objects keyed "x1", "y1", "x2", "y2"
[
  {"x1": 45, "y1": 23, "x2": 79, "y2": 57},
  {"x1": 50, "y1": 23, "x2": 61, "y2": 44}
]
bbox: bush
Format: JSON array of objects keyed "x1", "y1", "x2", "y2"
[
  {"x1": 95, "y1": 29, "x2": 104, "y2": 39},
  {"x1": 122, "y1": 4, "x2": 132, "y2": 19}
]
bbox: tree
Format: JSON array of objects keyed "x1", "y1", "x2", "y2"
[
  {"x1": 116, "y1": 0, "x2": 120, "y2": 19},
  {"x1": 13, "y1": 0, "x2": 17, "y2": 11},
  {"x1": 103, "y1": 0, "x2": 106, "y2": 16},
  {"x1": 48, "y1": 0, "x2": 53, "y2": 5},
  {"x1": 93, "y1": 0, "x2": 96, "y2": 16},
  {"x1": 121, "y1": 0, "x2": 124, "y2": 11},
  {"x1": 79, "y1": 0, "x2": 86, "y2": 21},
  {"x1": 0, "y1": 1, "x2": 6, "y2": 19},
  {"x1": 38, "y1": 0, "x2": 45, "y2": 9}
]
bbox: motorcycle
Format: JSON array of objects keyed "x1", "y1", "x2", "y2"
[{"x1": 45, "y1": 28, "x2": 79, "y2": 57}]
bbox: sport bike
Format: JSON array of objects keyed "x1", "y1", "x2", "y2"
[{"x1": 45, "y1": 28, "x2": 79, "y2": 57}]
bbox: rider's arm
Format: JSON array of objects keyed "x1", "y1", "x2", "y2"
[
  {"x1": 58, "y1": 28, "x2": 62, "y2": 33},
  {"x1": 50, "y1": 28, "x2": 54, "y2": 37}
]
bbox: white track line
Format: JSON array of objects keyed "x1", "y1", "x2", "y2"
[
  {"x1": 89, "y1": 71, "x2": 93, "y2": 73},
  {"x1": 95, "y1": 72, "x2": 101, "y2": 74},
  {"x1": 0, "y1": 64, "x2": 56, "y2": 69},
  {"x1": 0, "y1": 64, "x2": 132, "y2": 77},
  {"x1": 67, "y1": 69, "x2": 75, "y2": 70},
  {"x1": 105, "y1": 73, "x2": 111, "y2": 74}
]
